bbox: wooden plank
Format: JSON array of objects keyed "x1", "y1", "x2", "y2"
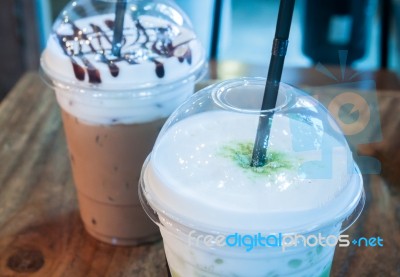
[{"x1": 209, "y1": 61, "x2": 400, "y2": 91}]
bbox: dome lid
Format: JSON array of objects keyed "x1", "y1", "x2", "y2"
[
  {"x1": 142, "y1": 78, "x2": 364, "y2": 234},
  {"x1": 41, "y1": 0, "x2": 206, "y2": 91}
]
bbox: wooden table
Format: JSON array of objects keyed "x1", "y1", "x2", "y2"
[
  {"x1": 209, "y1": 61, "x2": 400, "y2": 91},
  {"x1": 0, "y1": 70, "x2": 399, "y2": 276}
]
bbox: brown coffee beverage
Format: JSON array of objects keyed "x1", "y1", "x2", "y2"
[
  {"x1": 40, "y1": 0, "x2": 206, "y2": 246},
  {"x1": 62, "y1": 110, "x2": 164, "y2": 245}
]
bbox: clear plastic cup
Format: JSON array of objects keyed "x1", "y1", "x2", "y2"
[
  {"x1": 139, "y1": 78, "x2": 364, "y2": 275},
  {"x1": 40, "y1": 0, "x2": 206, "y2": 245}
]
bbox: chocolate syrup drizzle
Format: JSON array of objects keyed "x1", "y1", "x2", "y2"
[{"x1": 57, "y1": 10, "x2": 193, "y2": 84}]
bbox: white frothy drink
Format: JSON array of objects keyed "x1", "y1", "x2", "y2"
[{"x1": 142, "y1": 105, "x2": 363, "y2": 276}]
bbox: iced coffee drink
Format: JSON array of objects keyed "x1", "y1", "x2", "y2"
[
  {"x1": 140, "y1": 78, "x2": 364, "y2": 275},
  {"x1": 41, "y1": 0, "x2": 205, "y2": 245}
]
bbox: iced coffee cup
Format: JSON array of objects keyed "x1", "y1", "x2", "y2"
[
  {"x1": 140, "y1": 78, "x2": 365, "y2": 276},
  {"x1": 40, "y1": 0, "x2": 205, "y2": 245}
]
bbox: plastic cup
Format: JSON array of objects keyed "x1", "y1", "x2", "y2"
[
  {"x1": 139, "y1": 78, "x2": 364, "y2": 275},
  {"x1": 40, "y1": 0, "x2": 205, "y2": 245}
]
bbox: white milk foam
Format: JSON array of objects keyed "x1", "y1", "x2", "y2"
[
  {"x1": 41, "y1": 14, "x2": 205, "y2": 124},
  {"x1": 144, "y1": 110, "x2": 363, "y2": 233},
  {"x1": 53, "y1": 80, "x2": 194, "y2": 124}
]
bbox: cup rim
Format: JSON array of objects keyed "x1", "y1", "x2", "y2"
[
  {"x1": 139, "y1": 156, "x2": 365, "y2": 238},
  {"x1": 211, "y1": 78, "x2": 296, "y2": 114}
]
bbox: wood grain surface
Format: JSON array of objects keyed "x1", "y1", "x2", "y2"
[
  {"x1": 0, "y1": 72, "x2": 399, "y2": 277},
  {"x1": 0, "y1": 73, "x2": 167, "y2": 277}
]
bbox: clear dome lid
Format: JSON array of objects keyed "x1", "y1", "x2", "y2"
[
  {"x1": 141, "y1": 78, "x2": 364, "y2": 234},
  {"x1": 40, "y1": 0, "x2": 206, "y2": 91}
]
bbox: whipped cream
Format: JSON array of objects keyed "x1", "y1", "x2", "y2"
[
  {"x1": 144, "y1": 110, "x2": 363, "y2": 233},
  {"x1": 42, "y1": 14, "x2": 205, "y2": 89},
  {"x1": 41, "y1": 14, "x2": 205, "y2": 124}
]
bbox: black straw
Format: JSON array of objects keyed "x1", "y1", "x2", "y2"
[
  {"x1": 251, "y1": 0, "x2": 295, "y2": 167},
  {"x1": 112, "y1": 0, "x2": 127, "y2": 57}
]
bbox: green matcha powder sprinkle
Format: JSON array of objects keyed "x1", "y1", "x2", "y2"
[{"x1": 219, "y1": 142, "x2": 293, "y2": 176}]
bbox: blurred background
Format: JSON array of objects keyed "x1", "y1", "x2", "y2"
[{"x1": 1, "y1": 0, "x2": 399, "y2": 101}]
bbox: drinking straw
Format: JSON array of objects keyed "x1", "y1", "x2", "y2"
[
  {"x1": 112, "y1": 0, "x2": 127, "y2": 57},
  {"x1": 251, "y1": 0, "x2": 295, "y2": 167}
]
